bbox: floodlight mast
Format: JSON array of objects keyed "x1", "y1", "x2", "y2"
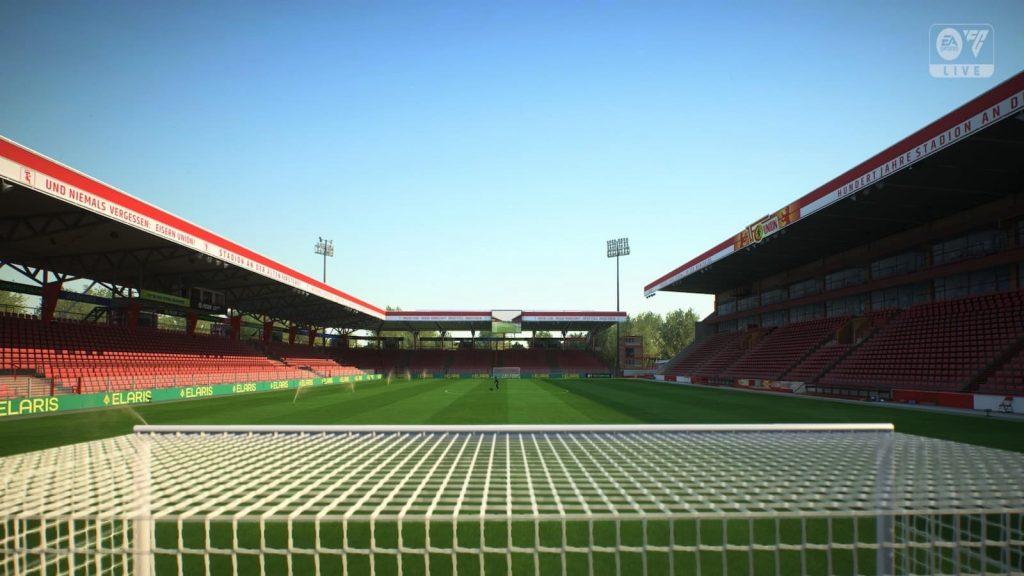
[
  {"x1": 314, "y1": 237, "x2": 334, "y2": 283},
  {"x1": 606, "y1": 237, "x2": 630, "y2": 376}
]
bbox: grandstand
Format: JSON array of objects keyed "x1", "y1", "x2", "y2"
[
  {"x1": 647, "y1": 70, "x2": 1024, "y2": 411},
  {"x1": 0, "y1": 309, "x2": 614, "y2": 399},
  {"x1": 0, "y1": 136, "x2": 619, "y2": 401},
  {"x1": 0, "y1": 313, "x2": 314, "y2": 396}
]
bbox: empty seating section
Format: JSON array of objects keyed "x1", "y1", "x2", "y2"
[
  {"x1": 352, "y1": 348, "x2": 606, "y2": 375},
  {"x1": 0, "y1": 313, "x2": 616, "y2": 399},
  {"x1": 450, "y1": 349, "x2": 494, "y2": 373},
  {"x1": 783, "y1": 344, "x2": 850, "y2": 383},
  {"x1": 338, "y1": 348, "x2": 388, "y2": 373},
  {"x1": 819, "y1": 292, "x2": 1024, "y2": 391},
  {"x1": 660, "y1": 291, "x2": 1024, "y2": 395},
  {"x1": 694, "y1": 330, "x2": 766, "y2": 378},
  {"x1": 784, "y1": 309, "x2": 901, "y2": 383},
  {"x1": 407, "y1": 350, "x2": 448, "y2": 373},
  {"x1": 503, "y1": 349, "x2": 550, "y2": 371},
  {"x1": 722, "y1": 317, "x2": 849, "y2": 381},
  {"x1": 662, "y1": 332, "x2": 744, "y2": 377},
  {"x1": 266, "y1": 342, "x2": 362, "y2": 377},
  {"x1": 982, "y1": 349, "x2": 1024, "y2": 395},
  {"x1": 0, "y1": 314, "x2": 308, "y2": 395},
  {"x1": 556, "y1": 350, "x2": 610, "y2": 373}
]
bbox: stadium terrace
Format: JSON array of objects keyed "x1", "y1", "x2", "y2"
[
  {"x1": 648, "y1": 69, "x2": 1024, "y2": 407},
  {"x1": 0, "y1": 134, "x2": 628, "y2": 400},
  {"x1": 0, "y1": 139, "x2": 623, "y2": 325}
]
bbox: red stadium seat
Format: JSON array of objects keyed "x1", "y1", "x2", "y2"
[
  {"x1": 0, "y1": 316, "x2": 320, "y2": 397},
  {"x1": 818, "y1": 291, "x2": 1024, "y2": 393}
]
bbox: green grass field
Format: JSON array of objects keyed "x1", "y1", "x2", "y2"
[{"x1": 2, "y1": 377, "x2": 1022, "y2": 456}]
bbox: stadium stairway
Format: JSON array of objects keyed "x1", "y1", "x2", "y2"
[
  {"x1": 783, "y1": 343, "x2": 852, "y2": 384},
  {"x1": 661, "y1": 331, "x2": 746, "y2": 379},
  {"x1": 0, "y1": 374, "x2": 65, "y2": 398},
  {"x1": 695, "y1": 329, "x2": 767, "y2": 381},
  {"x1": 658, "y1": 338, "x2": 704, "y2": 376},
  {"x1": 973, "y1": 333, "x2": 1024, "y2": 396},
  {"x1": 661, "y1": 292, "x2": 1024, "y2": 398},
  {"x1": 720, "y1": 317, "x2": 849, "y2": 382},
  {"x1": 785, "y1": 310, "x2": 902, "y2": 385},
  {"x1": 264, "y1": 342, "x2": 363, "y2": 378}
]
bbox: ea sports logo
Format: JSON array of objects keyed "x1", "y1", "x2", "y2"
[
  {"x1": 929, "y1": 24, "x2": 994, "y2": 78},
  {"x1": 935, "y1": 27, "x2": 962, "y2": 61}
]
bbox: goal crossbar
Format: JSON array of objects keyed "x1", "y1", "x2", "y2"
[{"x1": 133, "y1": 423, "x2": 895, "y2": 434}]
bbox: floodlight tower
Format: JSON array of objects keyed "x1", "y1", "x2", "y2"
[
  {"x1": 606, "y1": 237, "x2": 630, "y2": 376},
  {"x1": 314, "y1": 237, "x2": 334, "y2": 283}
]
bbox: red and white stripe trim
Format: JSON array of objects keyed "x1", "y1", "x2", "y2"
[
  {"x1": 0, "y1": 136, "x2": 387, "y2": 318},
  {"x1": 645, "y1": 70, "x2": 1024, "y2": 297}
]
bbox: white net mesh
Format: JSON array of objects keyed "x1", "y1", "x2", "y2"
[
  {"x1": 1, "y1": 424, "x2": 1022, "y2": 575},
  {"x1": 491, "y1": 367, "x2": 521, "y2": 379}
]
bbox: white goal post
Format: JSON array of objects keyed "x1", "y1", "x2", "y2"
[
  {"x1": 491, "y1": 366, "x2": 521, "y2": 379},
  {"x1": 2, "y1": 424, "x2": 1023, "y2": 576}
]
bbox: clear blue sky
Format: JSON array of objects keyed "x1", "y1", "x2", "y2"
[{"x1": 1, "y1": 1, "x2": 1022, "y2": 319}]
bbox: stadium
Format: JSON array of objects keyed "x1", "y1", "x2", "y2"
[{"x1": 2, "y1": 8, "x2": 1024, "y2": 575}]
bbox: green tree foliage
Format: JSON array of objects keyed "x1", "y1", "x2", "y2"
[
  {"x1": 628, "y1": 312, "x2": 664, "y2": 357},
  {"x1": 53, "y1": 286, "x2": 112, "y2": 320},
  {"x1": 157, "y1": 314, "x2": 186, "y2": 332},
  {"x1": 659, "y1": 308, "x2": 700, "y2": 356},
  {"x1": 531, "y1": 330, "x2": 557, "y2": 349},
  {"x1": 473, "y1": 331, "x2": 494, "y2": 349},
  {"x1": 0, "y1": 290, "x2": 27, "y2": 312},
  {"x1": 239, "y1": 324, "x2": 262, "y2": 341},
  {"x1": 592, "y1": 308, "x2": 701, "y2": 366},
  {"x1": 563, "y1": 332, "x2": 588, "y2": 350}
]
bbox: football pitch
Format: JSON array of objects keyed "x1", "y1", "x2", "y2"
[{"x1": 1, "y1": 377, "x2": 1021, "y2": 456}]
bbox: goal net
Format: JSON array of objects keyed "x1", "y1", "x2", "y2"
[
  {"x1": 2, "y1": 424, "x2": 1022, "y2": 575},
  {"x1": 492, "y1": 366, "x2": 521, "y2": 379}
]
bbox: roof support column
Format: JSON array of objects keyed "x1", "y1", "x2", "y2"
[
  {"x1": 229, "y1": 316, "x2": 241, "y2": 340},
  {"x1": 288, "y1": 325, "x2": 297, "y2": 345},
  {"x1": 40, "y1": 276, "x2": 62, "y2": 323},
  {"x1": 126, "y1": 299, "x2": 141, "y2": 332},
  {"x1": 186, "y1": 312, "x2": 198, "y2": 336},
  {"x1": 263, "y1": 321, "x2": 274, "y2": 343},
  {"x1": 309, "y1": 327, "x2": 318, "y2": 347}
]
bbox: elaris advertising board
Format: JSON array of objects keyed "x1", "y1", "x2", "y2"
[{"x1": 0, "y1": 373, "x2": 382, "y2": 419}]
